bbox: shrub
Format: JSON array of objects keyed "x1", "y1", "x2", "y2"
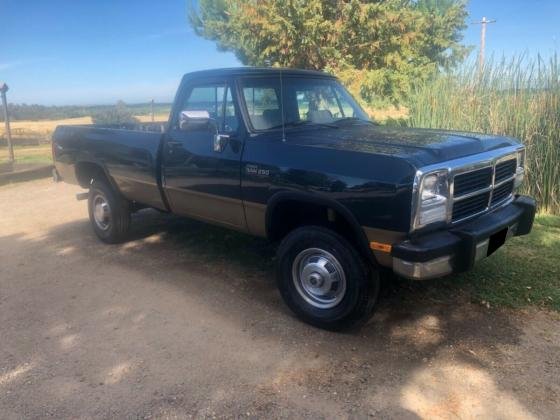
[{"x1": 92, "y1": 101, "x2": 139, "y2": 125}]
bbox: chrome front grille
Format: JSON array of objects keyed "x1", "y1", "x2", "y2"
[
  {"x1": 453, "y1": 167, "x2": 492, "y2": 197},
  {"x1": 451, "y1": 156, "x2": 517, "y2": 223},
  {"x1": 495, "y1": 159, "x2": 517, "y2": 183},
  {"x1": 491, "y1": 180, "x2": 514, "y2": 205},
  {"x1": 452, "y1": 192, "x2": 491, "y2": 221}
]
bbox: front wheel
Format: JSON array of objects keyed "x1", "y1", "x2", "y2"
[
  {"x1": 276, "y1": 226, "x2": 379, "y2": 330},
  {"x1": 88, "y1": 179, "x2": 131, "y2": 243}
]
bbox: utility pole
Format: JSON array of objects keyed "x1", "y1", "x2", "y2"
[
  {"x1": 0, "y1": 83, "x2": 14, "y2": 163},
  {"x1": 472, "y1": 17, "x2": 496, "y2": 72},
  {"x1": 150, "y1": 99, "x2": 154, "y2": 122}
]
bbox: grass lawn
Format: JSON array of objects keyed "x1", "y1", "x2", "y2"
[
  {"x1": 0, "y1": 144, "x2": 53, "y2": 165},
  {"x1": 443, "y1": 214, "x2": 560, "y2": 311}
]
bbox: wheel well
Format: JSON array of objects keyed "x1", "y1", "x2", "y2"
[
  {"x1": 267, "y1": 199, "x2": 373, "y2": 263},
  {"x1": 75, "y1": 162, "x2": 110, "y2": 189}
]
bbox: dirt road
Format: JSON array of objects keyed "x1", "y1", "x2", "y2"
[{"x1": 1, "y1": 179, "x2": 559, "y2": 419}]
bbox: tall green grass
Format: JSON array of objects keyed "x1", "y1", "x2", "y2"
[{"x1": 405, "y1": 54, "x2": 560, "y2": 214}]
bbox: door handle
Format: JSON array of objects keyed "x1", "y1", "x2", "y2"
[{"x1": 213, "y1": 133, "x2": 230, "y2": 153}]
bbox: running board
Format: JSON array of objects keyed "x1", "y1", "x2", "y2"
[{"x1": 76, "y1": 192, "x2": 89, "y2": 201}]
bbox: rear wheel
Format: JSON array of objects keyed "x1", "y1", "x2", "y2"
[
  {"x1": 276, "y1": 226, "x2": 379, "y2": 330},
  {"x1": 88, "y1": 179, "x2": 130, "y2": 243}
]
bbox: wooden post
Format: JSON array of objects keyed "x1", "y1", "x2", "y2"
[{"x1": 0, "y1": 83, "x2": 14, "y2": 163}]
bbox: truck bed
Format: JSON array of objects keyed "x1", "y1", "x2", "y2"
[{"x1": 52, "y1": 123, "x2": 168, "y2": 210}]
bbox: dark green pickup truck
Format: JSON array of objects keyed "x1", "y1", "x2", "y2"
[{"x1": 53, "y1": 67, "x2": 535, "y2": 329}]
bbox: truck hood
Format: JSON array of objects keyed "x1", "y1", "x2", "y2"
[{"x1": 288, "y1": 123, "x2": 520, "y2": 168}]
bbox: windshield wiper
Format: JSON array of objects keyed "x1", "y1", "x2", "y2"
[{"x1": 268, "y1": 120, "x2": 339, "y2": 130}]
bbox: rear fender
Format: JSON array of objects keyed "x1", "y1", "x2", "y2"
[{"x1": 75, "y1": 158, "x2": 118, "y2": 193}]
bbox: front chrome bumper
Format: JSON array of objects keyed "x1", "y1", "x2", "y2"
[
  {"x1": 392, "y1": 195, "x2": 535, "y2": 280},
  {"x1": 393, "y1": 255, "x2": 453, "y2": 280}
]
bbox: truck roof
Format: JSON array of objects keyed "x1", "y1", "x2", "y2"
[{"x1": 183, "y1": 67, "x2": 334, "y2": 79}]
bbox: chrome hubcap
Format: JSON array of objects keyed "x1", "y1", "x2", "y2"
[
  {"x1": 292, "y1": 248, "x2": 346, "y2": 309},
  {"x1": 92, "y1": 194, "x2": 111, "y2": 230}
]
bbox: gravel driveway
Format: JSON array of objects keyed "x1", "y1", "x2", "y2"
[{"x1": 1, "y1": 179, "x2": 559, "y2": 419}]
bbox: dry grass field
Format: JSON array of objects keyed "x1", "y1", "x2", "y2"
[
  {"x1": 0, "y1": 116, "x2": 93, "y2": 138},
  {"x1": 135, "y1": 113, "x2": 170, "y2": 123},
  {"x1": 1, "y1": 108, "x2": 402, "y2": 164},
  {"x1": 0, "y1": 114, "x2": 170, "y2": 138},
  {"x1": 0, "y1": 114, "x2": 170, "y2": 164},
  {"x1": 0, "y1": 117, "x2": 93, "y2": 164}
]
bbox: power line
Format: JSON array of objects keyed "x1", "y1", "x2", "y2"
[{"x1": 472, "y1": 17, "x2": 497, "y2": 72}]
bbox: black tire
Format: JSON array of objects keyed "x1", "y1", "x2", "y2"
[
  {"x1": 276, "y1": 226, "x2": 379, "y2": 330},
  {"x1": 88, "y1": 179, "x2": 131, "y2": 243}
]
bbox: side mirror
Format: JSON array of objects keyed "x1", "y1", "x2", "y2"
[{"x1": 179, "y1": 110, "x2": 215, "y2": 131}]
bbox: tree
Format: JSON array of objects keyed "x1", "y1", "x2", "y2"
[
  {"x1": 189, "y1": 0, "x2": 469, "y2": 104},
  {"x1": 92, "y1": 101, "x2": 139, "y2": 125}
]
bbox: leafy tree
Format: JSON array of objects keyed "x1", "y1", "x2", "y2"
[
  {"x1": 92, "y1": 101, "x2": 139, "y2": 125},
  {"x1": 189, "y1": 0, "x2": 469, "y2": 103}
]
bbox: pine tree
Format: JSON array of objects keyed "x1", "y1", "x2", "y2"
[{"x1": 189, "y1": 0, "x2": 469, "y2": 103}]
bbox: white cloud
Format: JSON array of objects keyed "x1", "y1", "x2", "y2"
[
  {"x1": 0, "y1": 61, "x2": 25, "y2": 71},
  {"x1": 0, "y1": 58, "x2": 55, "y2": 72}
]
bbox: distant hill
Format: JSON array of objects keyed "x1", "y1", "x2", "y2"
[{"x1": 1, "y1": 102, "x2": 172, "y2": 122}]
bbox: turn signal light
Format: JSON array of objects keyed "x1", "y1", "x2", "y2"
[{"x1": 370, "y1": 241, "x2": 392, "y2": 253}]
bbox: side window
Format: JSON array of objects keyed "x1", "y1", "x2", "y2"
[
  {"x1": 181, "y1": 84, "x2": 239, "y2": 133},
  {"x1": 182, "y1": 85, "x2": 224, "y2": 120},
  {"x1": 241, "y1": 81, "x2": 282, "y2": 130}
]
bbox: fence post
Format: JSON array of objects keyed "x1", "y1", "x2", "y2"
[{"x1": 0, "y1": 83, "x2": 14, "y2": 163}]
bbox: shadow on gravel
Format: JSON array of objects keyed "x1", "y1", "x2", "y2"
[{"x1": 1, "y1": 208, "x2": 548, "y2": 418}]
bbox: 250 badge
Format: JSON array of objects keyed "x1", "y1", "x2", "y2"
[{"x1": 246, "y1": 164, "x2": 270, "y2": 177}]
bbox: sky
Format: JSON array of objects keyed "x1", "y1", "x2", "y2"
[{"x1": 1, "y1": 0, "x2": 559, "y2": 106}]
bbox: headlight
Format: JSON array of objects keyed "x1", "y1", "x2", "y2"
[
  {"x1": 413, "y1": 170, "x2": 450, "y2": 230},
  {"x1": 514, "y1": 148, "x2": 525, "y2": 189}
]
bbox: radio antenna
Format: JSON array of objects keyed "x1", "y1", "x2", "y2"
[{"x1": 279, "y1": 69, "x2": 286, "y2": 142}]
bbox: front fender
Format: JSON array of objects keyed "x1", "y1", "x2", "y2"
[{"x1": 265, "y1": 191, "x2": 377, "y2": 266}]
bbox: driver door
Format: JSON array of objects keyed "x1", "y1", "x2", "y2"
[{"x1": 162, "y1": 78, "x2": 246, "y2": 231}]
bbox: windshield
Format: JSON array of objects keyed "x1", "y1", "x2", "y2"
[{"x1": 240, "y1": 76, "x2": 370, "y2": 131}]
